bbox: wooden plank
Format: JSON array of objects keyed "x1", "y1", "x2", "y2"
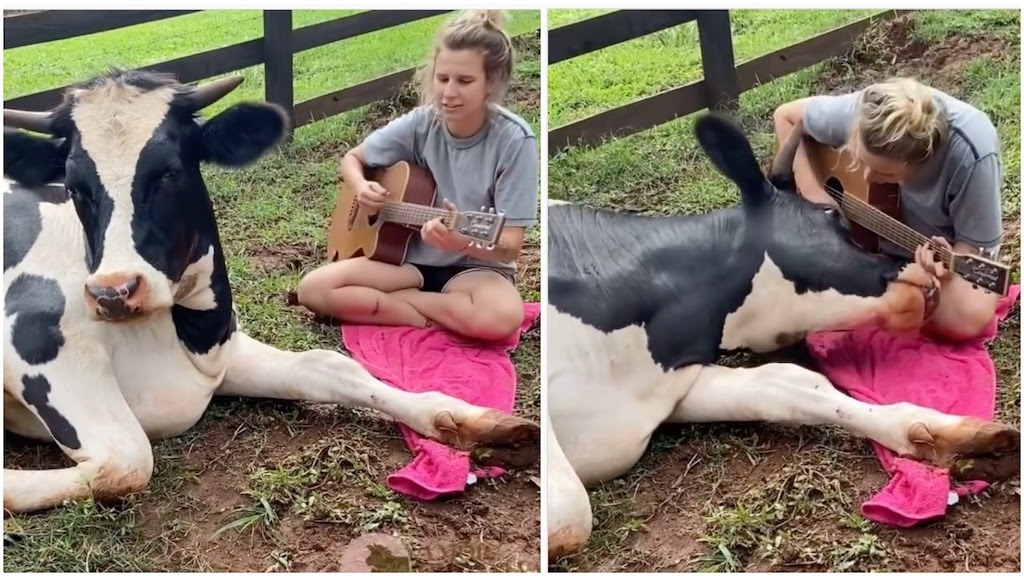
[
  {"x1": 4, "y1": 10, "x2": 455, "y2": 112},
  {"x1": 548, "y1": 10, "x2": 698, "y2": 65},
  {"x1": 263, "y1": 11, "x2": 294, "y2": 129},
  {"x1": 549, "y1": 80, "x2": 707, "y2": 155},
  {"x1": 696, "y1": 11, "x2": 739, "y2": 111},
  {"x1": 5, "y1": 37, "x2": 266, "y2": 111},
  {"x1": 293, "y1": 10, "x2": 451, "y2": 53},
  {"x1": 294, "y1": 68, "x2": 416, "y2": 127},
  {"x1": 4, "y1": 10, "x2": 200, "y2": 49},
  {"x1": 548, "y1": 9, "x2": 911, "y2": 156},
  {"x1": 735, "y1": 9, "x2": 912, "y2": 91},
  {"x1": 294, "y1": 29, "x2": 536, "y2": 128}
]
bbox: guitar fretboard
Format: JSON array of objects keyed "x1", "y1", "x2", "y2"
[
  {"x1": 379, "y1": 202, "x2": 456, "y2": 227},
  {"x1": 823, "y1": 185, "x2": 955, "y2": 267}
]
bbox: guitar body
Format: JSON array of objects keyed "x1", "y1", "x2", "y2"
[
  {"x1": 800, "y1": 139, "x2": 901, "y2": 253},
  {"x1": 774, "y1": 133, "x2": 1011, "y2": 296},
  {"x1": 327, "y1": 161, "x2": 437, "y2": 266}
]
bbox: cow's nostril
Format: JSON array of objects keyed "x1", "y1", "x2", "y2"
[
  {"x1": 123, "y1": 276, "x2": 141, "y2": 299},
  {"x1": 85, "y1": 276, "x2": 143, "y2": 302}
]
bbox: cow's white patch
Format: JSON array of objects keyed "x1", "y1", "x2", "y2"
[
  {"x1": 72, "y1": 81, "x2": 178, "y2": 310},
  {"x1": 174, "y1": 245, "x2": 218, "y2": 311},
  {"x1": 719, "y1": 253, "x2": 882, "y2": 352},
  {"x1": 547, "y1": 305, "x2": 702, "y2": 486}
]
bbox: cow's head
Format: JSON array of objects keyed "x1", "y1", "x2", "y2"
[
  {"x1": 4, "y1": 70, "x2": 288, "y2": 321},
  {"x1": 694, "y1": 113, "x2": 938, "y2": 335}
]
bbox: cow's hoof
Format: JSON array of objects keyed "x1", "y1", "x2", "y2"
[
  {"x1": 433, "y1": 409, "x2": 540, "y2": 468},
  {"x1": 911, "y1": 418, "x2": 1020, "y2": 482}
]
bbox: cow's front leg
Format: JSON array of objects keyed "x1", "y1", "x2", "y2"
[
  {"x1": 4, "y1": 344, "x2": 153, "y2": 515},
  {"x1": 547, "y1": 411, "x2": 593, "y2": 564},
  {"x1": 667, "y1": 363, "x2": 1019, "y2": 482},
  {"x1": 215, "y1": 332, "x2": 539, "y2": 467}
]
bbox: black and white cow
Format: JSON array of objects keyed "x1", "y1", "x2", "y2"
[
  {"x1": 3, "y1": 70, "x2": 538, "y2": 515},
  {"x1": 545, "y1": 113, "x2": 1020, "y2": 561}
]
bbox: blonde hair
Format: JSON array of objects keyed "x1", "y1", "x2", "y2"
[
  {"x1": 414, "y1": 10, "x2": 514, "y2": 107},
  {"x1": 848, "y1": 77, "x2": 948, "y2": 165}
]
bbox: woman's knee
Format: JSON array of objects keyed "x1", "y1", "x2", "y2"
[
  {"x1": 460, "y1": 302, "x2": 524, "y2": 341},
  {"x1": 296, "y1": 264, "x2": 352, "y2": 312},
  {"x1": 925, "y1": 290, "x2": 997, "y2": 342}
]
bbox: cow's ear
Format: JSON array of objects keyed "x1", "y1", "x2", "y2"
[
  {"x1": 694, "y1": 113, "x2": 772, "y2": 206},
  {"x1": 3, "y1": 128, "x2": 68, "y2": 187},
  {"x1": 198, "y1": 103, "x2": 289, "y2": 167}
]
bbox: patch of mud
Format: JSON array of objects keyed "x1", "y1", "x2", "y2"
[
  {"x1": 136, "y1": 402, "x2": 540, "y2": 572},
  {"x1": 813, "y1": 16, "x2": 1014, "y2": 96},
  {"x1": 247, "y1": 242, "x2": 318, "y2": 274}
]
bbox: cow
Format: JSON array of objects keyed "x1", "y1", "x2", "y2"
[
  {"x1": 3, "y1": 70, "x2": 539, "y2": 515},
  {"x1": 545, "y1": 113, "x2": 1020, "y2": 562}
]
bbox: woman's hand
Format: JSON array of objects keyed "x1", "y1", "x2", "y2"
[
  {"x1": 915, "y1": 235, "x2": 952, "y2": 281},
  {"x1": 355, "y1": 180, "x2": 389, "y2": 215},
  {"x1": 422, "y1": 199, "x2": 472, "y2": 252}
]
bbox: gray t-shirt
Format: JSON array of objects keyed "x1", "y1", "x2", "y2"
[
  {"x1": 361, "y1": 104, "x2": 538, "y2": 273},
  {"x1": 803, "y1": 88, "x2": 1004, "y2": 259}
]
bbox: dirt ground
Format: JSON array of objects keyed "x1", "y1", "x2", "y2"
[{"x1": 552, "y1": 14, "x2": 1020, "y2": 573}]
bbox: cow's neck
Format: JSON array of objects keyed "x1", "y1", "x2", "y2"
[{"x1": 170, "y1": 212, "x2": 236, "y2": 360}]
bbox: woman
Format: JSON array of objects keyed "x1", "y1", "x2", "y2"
[
  {"x1": 773, "y1": 77, "x2": 1004, "y2": 341},
  {"x1": 296, "y1": 10, "x2": 537, "y2": 342}
]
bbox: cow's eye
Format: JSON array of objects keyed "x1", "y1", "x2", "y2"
[{"x1": 162, "y1": 169, "x2": 180, "y2": 183}]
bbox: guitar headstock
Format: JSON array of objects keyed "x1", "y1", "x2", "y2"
[
  {"x1": 953, "y1": 253, "x2": 1012, "y2": 296},
  {"x1": 453, "y1": 207, "x2": 507, "y2": 249}
]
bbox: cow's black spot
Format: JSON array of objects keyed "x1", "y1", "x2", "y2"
[
  {"x1": 21, "y1": 374, "x2": 81, "y2": 450},
  {"x1": 4, "y1": 184, "x2": 69, "y2": 272},
  {"x1": 5, "y1": 273, "x2": 66, "y2": 365},
  {"x1": 65, "y1": 146, "x2": 112, "y2": 273},
  {"x1": 548, "y1": 203, "x2": 757, "y2": 370}
]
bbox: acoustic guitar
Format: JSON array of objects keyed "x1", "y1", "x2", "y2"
[
  {"x1": 799, "y1": 137, "x2": 1011, "y2": 296},
  {"x1": 326, "y1": 161, "x2": 506, "y2": 266}
]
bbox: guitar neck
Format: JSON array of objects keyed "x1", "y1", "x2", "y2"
[
  {"x1": 379, "y1": 201, "x2": 455, "y2": 227},
  {"x1": 823, "y1": 186, "x2": 956, "y2": 267}
]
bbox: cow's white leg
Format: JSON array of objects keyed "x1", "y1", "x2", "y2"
[
  {"x1": 547, "y1": 410, "x2": 593, "y2": 564},
  {"x1": 3, "y1": 344, "x2": 153, "y2": 514},
  {"x1": 215, "y1": 332, "x2": 539, "y2": 465},
  {"x1": 668, "y1": 363, "x2": 1019, "y2": 481}
]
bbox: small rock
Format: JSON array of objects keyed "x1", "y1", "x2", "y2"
[{"x1": 339, "y1": 533, "x2": 411, "y2": 573}]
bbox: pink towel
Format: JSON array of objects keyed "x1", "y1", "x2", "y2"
[
  {"x1": 340, "y1": 302, "x2": 540, "y2": 501},
  {"x1": 805, "y1": 284, "x2": 1020, "y2": 527}
]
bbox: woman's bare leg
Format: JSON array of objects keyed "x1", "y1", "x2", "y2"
[
  {"x1": 393, "y1": 269, "x2": 525, "y2": 341},
  {"x1": 295, "y1": 257, "x2": 430, "y2": 327}
]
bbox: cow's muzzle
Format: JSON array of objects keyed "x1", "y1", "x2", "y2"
[{"x1": 84, "y1": 274, "x2": 149, "y2": 321}]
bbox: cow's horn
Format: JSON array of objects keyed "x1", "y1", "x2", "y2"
[
  {"x1": 770, "y1": 118, "x2": 803, "y2": 178},
  {"x1": 190, "y1": 76, "x2": 244, "y2": 111},
  {"x1": 4, "y1": 108, "x2": 54, "y2": 134}
]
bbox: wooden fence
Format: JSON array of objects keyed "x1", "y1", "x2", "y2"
[
  {"x1": 3, "y1": 10, "x2": 535, "y2": 131},
  {"x1": 548, "y1": 9, "x2": 913, "y2": 155}
]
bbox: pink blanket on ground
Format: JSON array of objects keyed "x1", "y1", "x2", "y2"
[
  {"x1": 805, "y1": 284, "x2": 1020, "y2": 527},
  {"x1": 340, "y1": 302, "x2": 540, "y2": 501}
]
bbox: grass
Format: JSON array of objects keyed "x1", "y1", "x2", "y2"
[
  {"x1": 548, "y1": 8, "x2": 1021, "y2": 573},
  {"x1": 3, "y1": 9, "x2": 542, "y2": 572}
]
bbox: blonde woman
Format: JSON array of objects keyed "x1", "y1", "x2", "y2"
[
  {"x1": 297, "y1": 10, "x2": 537, "y2": 341},
  {"x1": 773, "y1": 77, "x2": 1004, "y2": 341}
]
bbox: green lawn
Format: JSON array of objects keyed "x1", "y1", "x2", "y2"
[
  {"x1": 548, "y1": 9, "x2": 1021, "y2": 573},
  {"x1": 3, "y1": 9, "x2": 543, "y2": 573}
]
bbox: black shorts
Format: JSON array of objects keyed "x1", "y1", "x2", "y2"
[{"x1": 411, "y1": 263, "x2": 516, "y2": 293}]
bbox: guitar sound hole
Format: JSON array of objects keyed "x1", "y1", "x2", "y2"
[{"x1": 826, "y1": 177, "x2": 843, "y2": 193}]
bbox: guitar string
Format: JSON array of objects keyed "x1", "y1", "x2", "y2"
[{"x1": 820, "y1": 183, "x2": 958, "y2": 268}]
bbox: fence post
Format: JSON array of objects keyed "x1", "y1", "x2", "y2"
[
  {"x1": 263, "y1": 10, "x2": 294, "y2": 135},
  {"x1": 697, "y1": 10, "x2": 739, "y2": 112}
]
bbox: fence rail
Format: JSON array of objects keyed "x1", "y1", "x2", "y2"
[
  {"x1": 548, "y1": 9, "x2": 913, "y2": 155},
  {"x1": 2, "y1": 9, "x2": 475, "y2": 131}
]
